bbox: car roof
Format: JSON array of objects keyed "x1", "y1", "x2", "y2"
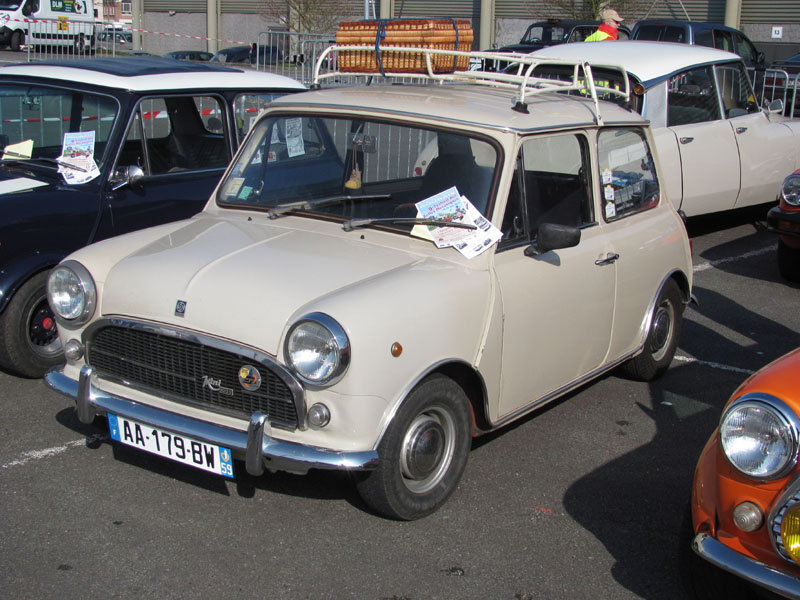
[
  {"x1": 633, "y1": 19, "x2": 742, "y2": 33},
  {"x1": 0, "y1": 56, "x2": 305, "y2": 91},
  {"x1": 530, "y1": 40, "x2": 741, "y2": 87},
  {"x1": 268, "y1": 82, "x2": 646, "y2": 132}
]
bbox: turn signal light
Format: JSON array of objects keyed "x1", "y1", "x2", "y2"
[
  {"x1": 732, "y1": 501, "x2": 763, "y2": 532},
  {"x1": 781, "y1": 504, "x2": 800, "y2": 564}
]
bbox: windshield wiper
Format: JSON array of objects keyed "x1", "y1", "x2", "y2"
[
  {"x1": 1, "y1": 150, "x2": 88, "y2": 172},
  {"x1": 342, "y1": 217, "x2": 478, "y2": 232},
  {"x1": 267, "y1": 193, "x2": 392, "y2": 219}
]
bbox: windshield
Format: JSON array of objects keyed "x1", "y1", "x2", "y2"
[
  {"x1": 0, "y1": 83, "x2": 118, "y2": 165},
  {"x1": 521, "y1": 25, "x2": 567, "y2": 44},
  {"x1": 218, "y1": 114, "x2": 498, "y2": 228}
]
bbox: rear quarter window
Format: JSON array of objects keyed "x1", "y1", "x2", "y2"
[{"x1": 597, "y1": 128, "x2": 660, "y2": 221}]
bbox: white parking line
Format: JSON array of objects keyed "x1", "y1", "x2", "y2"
[
  {"x1": 1, "y1": 433, "x2": 107, "y2": 470},
  {"x1": 673, "y1": 354, "x2": 755, "y2": 375},
  {"x1": 693, "y1": 244, "x2": 774, "y2": 273}
]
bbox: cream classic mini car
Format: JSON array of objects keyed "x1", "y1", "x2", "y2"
[
  {"x1": 529, "y1": 41, "x2": 800, "y2": 217},
  {"x1": 45, "y1": 46, "x2": 694, "y2": 520}
]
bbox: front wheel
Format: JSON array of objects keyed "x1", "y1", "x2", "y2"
[
  {"x1": 0, "y1": 271, "x2": 64, "y2": 378},
  {"x1": 620, "y1": 278, "x2": 683, "y2": 381},
  {"x1": 356, "y1": 374, "x2": 472, "y2": 520},
  {"x1": 10, "y1": 30, "x2": 23, "y2": 52}
]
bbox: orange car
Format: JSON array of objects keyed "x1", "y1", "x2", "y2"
[{"x1": 691, "y1": 347, "x2": 800, "y2": 597}]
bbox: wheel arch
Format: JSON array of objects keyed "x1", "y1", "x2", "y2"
[
  {"x1": 0, "y1": 252, "x2": 64, "y2": 315},
  {"x1": 375, "y1": 359, "x2": 490, "y2": 451}
]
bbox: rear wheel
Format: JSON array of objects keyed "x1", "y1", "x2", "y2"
[
  {"x1": 356, "y1": 374, "x2": 472, "y2": 520},
  {"x1": 620, "y1": 279, "x2": 683, "y2": 381},
  {"x1": 0, "y1": 271, "x2": 64, "y2": 378},
  {"x1": 777, "y1": 238, "x2": 800, "y2": 283}
]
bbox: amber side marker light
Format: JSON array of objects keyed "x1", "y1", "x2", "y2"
[
  {"x1": 391, "y1": 342, "x2": 403, "y2": 357},
  {"x1": 781, "y1": 504, "x2": 800, "y2": 563}
]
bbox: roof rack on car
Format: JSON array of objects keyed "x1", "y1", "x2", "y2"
[{"x1": 312, "y1": 45, "x2": 631, "y2": 124}]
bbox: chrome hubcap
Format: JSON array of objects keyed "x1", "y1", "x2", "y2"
[
  {"x1": 650, "y1": 304, "x2": 673, "y2": 360},
  {"x1": 400, "y1": 407, "x2": 455, "y2": 493}
]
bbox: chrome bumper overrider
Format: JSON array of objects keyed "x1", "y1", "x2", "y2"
[
  {"x1": 45, "y1": 365, "x2": 378, "y2": 476},
  {"x1": 693, "y1": 533, "x2": 800, "y2": 599}
]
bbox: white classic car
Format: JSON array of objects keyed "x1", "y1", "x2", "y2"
[
  {"x1": 528, "y1": 41, "x2": 800, "y2": 217},
  {"x1": 45, "y1": 48, "x2": 694, "y2": 520}
]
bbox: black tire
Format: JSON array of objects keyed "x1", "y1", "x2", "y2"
[
  {"x1": 620, "y1": 278, "x2": 683, "y2": 381},
  {"x1": 10, "y1": 30, "x2": 22, "y2": 52},
  {"x1": 73, "y1": 33, "x2": 85, "y2": 54},
  {"x1": 356, "y1": 374, "x2": 472, "y2": 520},
  {"x1": 0, "y1": 271, "x2": 64, "y2": 378},
  {"x1": 777, "y1": 238, "x2": 800, "y2": 283}
]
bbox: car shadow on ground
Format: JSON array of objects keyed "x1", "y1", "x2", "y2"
[{"x1": 560, "y1": 286, "x2": 799, "y2": 599}]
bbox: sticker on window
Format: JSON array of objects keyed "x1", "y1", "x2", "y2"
[{"x1": 285, "y1": 117, "x2": 305, "y2": 157}]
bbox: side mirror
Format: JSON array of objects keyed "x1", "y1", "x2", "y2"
[
  {"x1": 110, "y1": 165, "x2": 145, "y2": 191},
  {"x1": 767, "y1": 98, "x2": 784, "y2": 115},
  {"x1": 524, "y1": 222, "x2": 581, "y2": 257}
]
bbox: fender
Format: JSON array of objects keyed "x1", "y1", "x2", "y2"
[{"x1": 0, "y1": 251, "x2": 66, "y2": 315}]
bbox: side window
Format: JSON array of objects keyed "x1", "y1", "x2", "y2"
[
  {"x1": 666, "y1": 66, "x2": 721, "y2": 126},
  {"x1": 734, "y1": 34, "x2": 757, "y2": 66},
  {"x1": 713, "y1": 29, "x2": 734, "y2": 53},
  {"x1": 597, "y1": 128, "x2": 660, "y2": 221},
  {"x1": 715, "y1": 63, "x2": 759, "y2": 117},
  {"x1": 118, "y1": 95, "x2": 228, "y2": 175},
  {"x1": 662, "y1": 26, "x2": 685, "y2": 43},
  {"x1": 234, "y1": 92, "x2": 292, "y2": 142},
  {"x1": 500, "y1": 133, "x2": 592, "y2": 247},
  {"x1": 694, "y1": 29, "x2": 713, "y2": 47}
]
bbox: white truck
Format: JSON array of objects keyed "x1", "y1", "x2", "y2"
[{"x1": 0, "y1": 0, "x2": 95, "y2": 51}]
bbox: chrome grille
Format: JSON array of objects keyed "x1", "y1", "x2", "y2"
[{"x1": 86, "y1": 324, "x2": 299, "y2": 430}]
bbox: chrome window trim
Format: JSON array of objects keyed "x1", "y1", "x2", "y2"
[{"x1": 82, "y1": 317, "x2": 308, "y2": 430}]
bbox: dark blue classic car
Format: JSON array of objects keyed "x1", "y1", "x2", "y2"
[{"x1": 0, "y1": 57, "x2": 303, "y2": 377}]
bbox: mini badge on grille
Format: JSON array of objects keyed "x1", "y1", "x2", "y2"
[
  {"x1": 175, "y1": 300, "x2": 187, "y2": 317},
  {"x1": 238, "y1": 365, "x2": 262, "y2": 392}
]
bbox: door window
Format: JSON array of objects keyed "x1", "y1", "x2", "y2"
[
  {"x1": 666, "y1": 66, "x2": 721, "y2": 126},
  {"x1": 715, "y1": 63, "x2": 759, "y2": 118},
  {"x1": 713, "y1": 29, "x2": 734, "y2": 53},
  {"x1": 597, "y1": 128, "x2": 660, "y2": 221},
  {"x1": 500, "y1": 133, "x2": 592, "y2": 248},
  {"x1": 233, "y1": 92, "x2": 293, "y2": 142},
  {"x1": 117, "y1": 95, "x2": 228, "y2": 175}
]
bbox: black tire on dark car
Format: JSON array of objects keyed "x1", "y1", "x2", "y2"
[{"x1": 0, "y1": 271, "x2": 64, "y2": 378}]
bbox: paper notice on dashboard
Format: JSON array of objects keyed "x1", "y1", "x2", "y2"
[
  {"x1": 58, "y1": 131, "x2": 100, "y2": 185},
  {"x1": 411, "y1": 186, "x2": 502, "y2": 259},
  {"x1": 2, "y1": 139, "x2": 33, "y2": 160}
]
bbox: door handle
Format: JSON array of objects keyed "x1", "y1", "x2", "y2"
[
  {"x1": 679, "y1": 137, "x2": 694, "y2": 144},
  {"x1": 735, "y1": 127, "x2": 748, "y2": 134},
  {"x1": 595, "y1": 253, "x2": 619, "y2": 266}
]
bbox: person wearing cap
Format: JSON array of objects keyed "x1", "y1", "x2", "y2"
[{"x1": 585, "y1": 8, "x2": 624, "y2": 41}]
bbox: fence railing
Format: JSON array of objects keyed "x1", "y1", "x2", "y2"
[{"x1": 749, "y1": 67, "x2": 799, "y2": 119}]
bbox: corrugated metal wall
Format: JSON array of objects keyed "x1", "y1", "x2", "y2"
[
  {"x1": 742, "y1": 0, "x2": 800, "y2": 23},
  {"x1": 391, "y1": 0, "x2": 476, "y2": 18},
  {"x1": 637, "y1": 1, "x2": 725, "y2": 22}
]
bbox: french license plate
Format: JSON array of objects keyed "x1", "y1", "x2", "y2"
[{"x1": 108, "y1": 414, "x2": 234, "y2": 479}]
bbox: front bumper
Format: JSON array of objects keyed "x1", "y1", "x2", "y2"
[
  {"x1": 693, "y1": 533, "x2": 800, "y2": 599},
  {"x1": 45, "y1": 365, "x2": 379, "y2": 476},
  {"x1": 767, "y1": 205, "x2": 800, "y2": 240}
]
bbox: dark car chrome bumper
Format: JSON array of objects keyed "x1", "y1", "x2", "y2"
[
  {"x1": 45, "y1": 365, "x2": 379, "y2": 476},
  {"x1": 693, "y1": 532, "x2": 800, "y2": 599}
]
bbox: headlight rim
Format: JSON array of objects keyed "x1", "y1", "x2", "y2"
[
  {"x1": 719, "y1": 392, "x2": 800, "y2": 481},
  {"x1": 782, "y1": 173, "x2": 800, "y2": 207},
  {"x1": 47, "y1": 260, "x2": 97, "y2": 327},
  {"x1": 284, "y1": 312, "x2": 350, "y2": 388}
]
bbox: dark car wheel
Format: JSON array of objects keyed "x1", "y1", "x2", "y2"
[
  {"x1": 356, "y1": 374, "x2": 472, "y2": 520},
  {"x1": 777, "y1": 238, "x2": 800, "y2": 283},
  {"x1": 0, "y1": 271, "x2": 64, "y2": 378},
  {"x1": 10, "y1": 30, "x2": 22, "y2": 51},
  {"x1": 620, "y1": 278, "x2": 683, "y2": 381}
]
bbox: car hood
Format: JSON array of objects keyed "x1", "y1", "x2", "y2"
[
  {"x1": 100, "y1": 216, "x2": 469, "y2": 356},
  {"x1": 0, "y1": 174, "x2": 50, "y2": 194}
]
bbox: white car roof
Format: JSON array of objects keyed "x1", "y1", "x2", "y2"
[
  {"x1": 530, "y1": 41, "x2": 742, "y2": 86},
  {"x1": 0, "y1": 57, "x2": 305, "y2": 91}
]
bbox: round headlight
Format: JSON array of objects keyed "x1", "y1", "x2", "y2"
[
  {"x1": 782, "y1": 173, "x2": 800, "y2": 207},
  {"x1": 47, "y1": 260, "x2": 96, "y2": 326},
  {"x1": 720, "y1": 395, "x2": 799, "y2": 480},
  {"x1": 285, "y1": 313, "x2": 350, "y2": 386}
]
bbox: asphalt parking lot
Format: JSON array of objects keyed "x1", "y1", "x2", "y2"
[{"x1": 1, "y1": 204, "x2": 798, "y2": 600}]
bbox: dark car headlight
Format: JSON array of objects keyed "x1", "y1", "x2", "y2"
[
  {"x1": 719, "y1": 393, "x2": 799, "y2": 480},
  {"x1": 47, "y1": 260, "x2": 97, "y2": 326},
  {"x1": 783, "y1": 173, "x2": 800, "y2": 207},
  {"x1": 285, "y1": 312, "x2": 350, "y2": 386}
]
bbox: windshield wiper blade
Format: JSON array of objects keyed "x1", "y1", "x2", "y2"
[
  {"x1": 342, "y1": 217, "x2": 478, "y2": 232},
  {"x1": 1, "y1": 150, "x2": 88, "y2": 172},
  {"x1": 267, "y1": 193, "x2": 392, "y2": 219}
]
